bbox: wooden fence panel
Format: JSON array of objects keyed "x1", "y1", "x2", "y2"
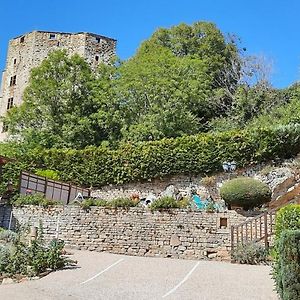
[{"x1": 19, "y1": 171, "x2": 90, "y2": 204}]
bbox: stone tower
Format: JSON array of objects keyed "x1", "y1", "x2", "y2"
[{"x1": 0, "y1": 30, "x2": 116, "y2": 141}]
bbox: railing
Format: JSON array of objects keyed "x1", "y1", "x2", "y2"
[
  {"x1": 19, "y1": 171, "x2": 91, "y2": 205},
  {"x1": 231, "y1": 197, "x2": 300, "y2": 252}
]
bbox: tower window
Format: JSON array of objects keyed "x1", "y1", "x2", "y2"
[
  {"x1": 13, "y1": 58, "x2": 17, "y2": 65},
  {"x1": 49, "y1": 34, "x2": 56, "y2": 40},
  {"x1": 95, "y1": 37, "x2": 101, "y2": 43},
  {"x1": 20, "y1": 36, "x2": 25, "y2": 43},
  {"x1": 9, "y1": 75, "x2": 17, "y2": 86},
  {"x1": 95, "y1": 55, "x2": 99, "y2": 62},
  {"x1": 7, "y1": 98, "x2": 14, "y2": 110}
]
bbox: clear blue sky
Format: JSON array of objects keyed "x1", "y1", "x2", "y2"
[{"x1": 0, "y1": 0, "x2": 299, "y2": 88}]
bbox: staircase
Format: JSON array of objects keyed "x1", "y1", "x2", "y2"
[{"x1": 230, "y1": 197, "x2": 300, "y2": 253}]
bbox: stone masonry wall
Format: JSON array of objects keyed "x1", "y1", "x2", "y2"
[{"x1": 0, "y1": 205, "x2": 248, "y2": 260}]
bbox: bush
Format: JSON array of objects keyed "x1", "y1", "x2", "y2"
[
  {"x1": 109, "y1": 198, "x2": 136, "y2": 208},
  {"x1": 149, "y1": 196, "x2": 187, "y2": 211},
  {"x1": 11, "y1": 193, "x2": 57, "y2": 207},
  {"x1": 35, "y1": 169, "x2": 60, "y2": 181},
  {"x1": 275, "y1": 204, "x2": 300, "y2": 239},
  {"x1": 232, "y1": 242, "x2": 269, "y2": 265},
  {"x1": 220, "y1": 177, "x2": 271, "y2": 210},
  {"x1": 273, "y1": 204, "x2": 300, "y2": 299},
  {"x1": 274, "y1": 230, "x2": 300, "y2": 300}
]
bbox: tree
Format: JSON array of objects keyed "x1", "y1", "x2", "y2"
[
  {"x1": 117, "y1": 21, "x2": 241, "y2": 141},
  {"x1": 4, "y1": 50, "x2": 121, "y2": 148}
]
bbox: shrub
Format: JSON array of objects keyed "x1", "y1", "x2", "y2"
[
  {"x1": 0, "y1": 228, "x2": 76, "y2": 277},
  {"x1": 35, "y1": 169, "x2": 60, "y2": 181},
  {"x1": 201, "y1": 176, "x2": 216, "y2": 187},
  {"x1": 11, "y1": 193, "x2": 57, "y2": 207},
  {"x1": 150, "y1": 196, "x2": 183, "y2": 211},
  {"x1": 273, "y1": 204, "x2": 300, "y2": 299},
  {"x1": 220, "y1": 177, "x2": 271, "y2": 210},
  {"x1": 109, "y1": 198, "x2": 136, "y2": 208},
  {"x1": 274, "y1": 230, "x2": 300, "y2": 300},
  {"x1": 275, "y1": 204, "x2": 300, "y2": 239},
  {"x1": 232, "y1": 242, "x2": 269, "y2": 265}
]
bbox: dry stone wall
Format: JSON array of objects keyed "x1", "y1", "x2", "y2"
[{"x1": 0, "y1": 205, "x2": 248, "y2": 260}]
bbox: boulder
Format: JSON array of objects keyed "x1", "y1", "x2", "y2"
[{"x1": 160, "y1": 185, "x2": 178, "y2": 199}]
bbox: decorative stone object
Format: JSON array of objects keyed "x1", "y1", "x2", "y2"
[
  {"x1": 143, "y1": 193, "x2": 157, "y2": 206},
  {"x1": 160, "y1": 185, "x2": 178, "y2": 199}
]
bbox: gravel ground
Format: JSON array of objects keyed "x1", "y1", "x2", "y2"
[{"x1": 0, "y1": 250, "x2": 278, "y2": 300}]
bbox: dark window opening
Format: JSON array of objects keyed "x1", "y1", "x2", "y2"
[
  {"x1": 7, "y1": 98, "x2": 14, "y2": 110},
  {"x1": 2, "y1": 123, "x2": 8, "y2": 133},
  {"x1": 95, "y1": 55, "x2": 99, "y2": 62},
  {"x1": 9, "y1": 75, "x2": 16, "y2": 86},
  {"x1": 49, "y1": 34, "x2": 56, "y2": 40},
  {"x1": 13, "y1": 58, "x2": 17, "y2": 65},
  {"x1": 219, "y1": 217, "x2": 228, "y2": 229},
  {"x1": 57, "y1": 41, "x2": 60, "y2": 47},
  {"x1": 20, "y1": 36, "x2": 25, "y2": 43},
  {"x1": 95, "y1": 37, "x2": 101, "y2": 43}
]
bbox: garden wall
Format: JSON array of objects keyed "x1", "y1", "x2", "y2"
[{"x1": 0, "y1": 205, "x2": 248, "y2": 260}]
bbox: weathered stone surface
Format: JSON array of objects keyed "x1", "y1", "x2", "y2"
[{"x1": 170, "y1": 234, "x2": 181, "y2": 247}]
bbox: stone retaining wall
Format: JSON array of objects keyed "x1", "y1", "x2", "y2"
[{"x1": 0, "y1": 205, "x2": 248, "y2": 260}]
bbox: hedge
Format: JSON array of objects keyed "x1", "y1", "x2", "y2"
[
  {"x1": 275, "y1": 230, "x2": 300, "y2": 300},
  {"x1": 1, "y1": 124, "x2": 300, "y2": 190},
  {"x1": 273, "y1": 204, "x2": 300, "y2": 299}
]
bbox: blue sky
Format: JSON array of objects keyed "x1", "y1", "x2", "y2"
[{"x1": 0, "y1": 0, "x2": 299, "y2": 88}]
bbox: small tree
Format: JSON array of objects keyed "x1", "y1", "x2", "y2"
[{"x1": 220, "y1": 177, "x2": 271, "y2": 210}]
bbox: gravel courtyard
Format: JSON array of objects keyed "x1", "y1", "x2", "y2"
[{"x1": 0, "y1": 250, "x2": 278, "y2": 300}]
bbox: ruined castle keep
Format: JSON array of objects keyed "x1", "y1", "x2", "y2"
[{"x1": 0, "y1": 30, "x2": 116, "y2": 140}]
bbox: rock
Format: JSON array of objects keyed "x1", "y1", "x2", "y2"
[
  {"x1": 170, "y1": 234, "x2": 181, "y2": 247},
  {"x1": 2, "y1": 278, "x2": 14, "y2": 285},
  {"x1": 257, "y1": 167, "x2": 296, "y2": 200},
  {"x1": 160, "y1": 185, "x2": 178, "y2": 199},
  {"x1": 208, "y1": 253, "x2": 217, "y2": 259}
]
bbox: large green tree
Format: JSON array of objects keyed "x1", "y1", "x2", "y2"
[
  {"x1": 4, "y1": 50, "x2": 121, "y2": 148},
  {"x1": 116, "y1": 21, "x2": 241, "y2": 141}
]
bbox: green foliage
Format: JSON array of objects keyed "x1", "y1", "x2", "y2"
[
  {"x1": 232, "y1": 242, "x2": 269, "y2": 265},
  {"x1": 0, "y1": 234, "x2": 75, "y2": 277},
  {"x1": 149, "y1": 197, "x2": 186, "y2": 211},
  {"x1": 35, "y1": 169, "x2": 60, "y2": 180},
  {"x1": 4, "y1": 50, "x2": 121, "y2": 149},
  {"x1": 220, "y1": 177, "x2": 271, "y2": 210},
  {"x1": 109, "y1": 198, "x2": 137, "y2": 208},
  {"x1": 11, "y1": 193, "x2": 57, "y2": 207},
  {"x1": 2, "y1": 123, "x2": 300, "y2": 190},
  {"x1": 275, "y1": 204, "x2": 300, "y2": 239},
  {"x1": 117, "y1": 21, "x2": 240, "y2": 141},
  {"x1": 274, "y1": 230, "x2": 300, "y2": 300},
  {"x1": 79, "y1": 198, "x2": 135, "y2": 209},
  {"x1": 272, "y1": 205, "x2": 300, "y2": 298}
]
